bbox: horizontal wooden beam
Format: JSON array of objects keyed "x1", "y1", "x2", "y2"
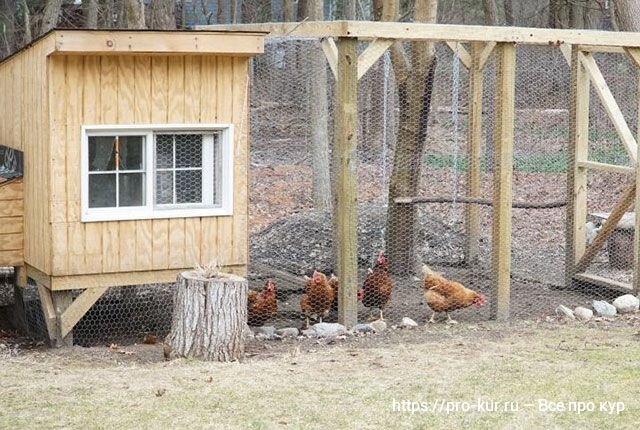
[
  {"x1": 0, "y1": 249, "x2": 23, "y2": 266},
  {"x1": 49, "y1": 265, "x2": 246, "y2": 291},
  {"x1": 573, "y1": 273, "x2": 633, "y2": 293},
  {"x1": 200, "y1": 21, "x2": 640, "y2": 48},
  {"x1": 395, "y1": 195, "x2": 566, "y2": 208},
  {"x1": 577, "y1": 160, "x2": 634, "y2": 174},
  {"x1": 51, "y1": 30, "x2": 265, "y2": 56}
]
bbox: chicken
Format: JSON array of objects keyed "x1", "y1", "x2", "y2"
[
  {"x1": 422, "y1": 265, "x2": 486, "y2": 324},
  {"x1": 329, "y1": 274, "x2": 364, "y2": 312},
  {"x1": 300, "y1": 271, "x2": 334, "y2": 328},
  {"x1": 247, "y1": 279, "x2": 278, "y2": 326},
  {"x1": 362, "y1": 251, "x2": 394, "y2": 321}
]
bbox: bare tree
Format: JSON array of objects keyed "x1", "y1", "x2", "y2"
[
  {"x1": 20, "y1": 0, "x2": 32, "y2": 45},
  {"x1": 504, "y1": 0, "x2": 514, "y2": 25},
  {"x1": 483, "y1": 0, "x2": 498, "y2": 25},
  {"x1": 151, "y1": 0, "x2": 177, "y2": 29},
  {"x1": 343, "y1": 0, "x2": 357, "y2": 19},
  {"x1": 0, "y1": 0, "x2": 17, "y2": 56},
  {"x1": 614, "y1": 0, "x2": 640, "y2": 30},
  {"x1": 84, "y1": 0, "x2": 99, "y2": 28},
  {"x1": 284, "y1": 0, "x2": 296, "y2": 21},
  {"x1": 40, "y1": 0, "x2": 64, "y2": 36},
  {"x1": 119, "y1": 0, "x2": 146, "y2": 29},
  {"x1": 383, "y1": 0, "x2": 438, "y2": 275}
]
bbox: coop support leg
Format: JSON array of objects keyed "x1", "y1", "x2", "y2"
[
  {"x1": 335, "y1": 37, "x2": 359, "y2": 329},
  {"x1": 491, "y1": 43, "x2": 516, "y2": 321},
  {"x1": 634, "y1": 56, "x2": 640, "y2": 294},
  {"x1": 52, "y1": 291, "x2": 74, "y2": 347},
  {"x1": 58, "y1": 287, "x2": 108, "y2": 341},
  {"x1": 565, "y1": 46, "x2": 590, "y2": 288},
  {"x1": 36, "y1": 284, "x2": 57, "y2": 344}
]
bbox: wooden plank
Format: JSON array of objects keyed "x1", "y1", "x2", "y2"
[
  {"x1": 167, "y1": 56, "x2": 185, "y2": 122},
  {"x1": 0, "y1": 217, "x2": 23, "y2": 234},
  {"x1": 624, "y1": 47, "x2": 640, "y2": 68},
  {"x1": 635, "y1": 126, "x2": 640, "y2": 293},
  {"x1": 27, "y1": 264, "x2": 51, "y2": 288},
  {"x1": 565, "y1": 46, "x2": 591, "y2": 288},
  {"x1": 231, "y1": 57, "x2": 249, "y2": 265},
  {"x1": 51, "y1": 290, "x2": 74, "y2": 346},
  {"x1": 135, "y1": 221, "x2": 153, "y2": 270},
  {"x1": 0, "y1": 200, "x2": 23, "y2": 217},
  {"x1": 358, "y1": 39, "x2": 394, "y2": 79},
  {"x1": 202, "y1": 21, "x2": 640, "y2": 48},
  {"x1": 0, "y1": 250, "x2": 23, "y2": 266},
  {"x1": 152, "y1": 220, "x2": 170, "y2": 269},
  {"x1": 37, "y1": 284, "x2": 56, "y2": 341},
  {"x1": 575, "y1": 183, "x2": 636, "y2": 274},
  {"x1": 14, "y1": 266, "x2": 27, "y2": 288},
  {"x1": 0, "y1": 233, "x2": 23, "y2": 251},
  {"x1": 465, "y1": 42, "x2": 484, "y2": 266},
  {"x1": 60, "y1": 287, "x2": 108, "y2": 338},
  {"x1": 119, "y1": 221, "x2": 137, "y2": 271},
  {"x1": 49, "y1": 57, "x2": 67, "y2": 224},
  {"x1": 491, "y1": 43, "x2": 516, "y2": 321},
  {"x1": 0, "y1": 180, "x2": 23, "y2": 200},
  {"x1": 445, "y1": 41, "x2": 471, "y2": 69},
  {"x1": 169, "y1": 219, "x2": 186, "y2": 268},
  {"x1": 335, "y1": 38, "x2": 359, "y2": 328},
  {"x1": 84, "y1": 223, "x2": 103, "y2": 272},
  {"x1": 102, "y1": 223, "x2": 120, "y2": 273},
  {"x1": 574, "y1": 273, "x2": 633, "y2": 293},
  {"x1": 49, "y1": 266, "x2": 245, "y2": 291},
  {"x1": 477, "y1": 41, "x2": 496, "y2": 70},
  {"x1": 579, "y1": 52, "x2": 637, "y2": 164},
  {"x1": 577, "y1": 160, "x2": 634, "y2": 175},
  {"x1": 184, "y1": 56, "x2": 202, "y2": 123},
  {"x1": 53, "y1": 31, "x2": 264, "y2": 56},
  {"x1": 320, "y1": 37, "x2": 338, "y2": 79},
  {"x1": 184, "y1": 218, "x2": 201, "y2": 267}
]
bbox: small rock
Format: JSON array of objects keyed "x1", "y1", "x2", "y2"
[
  {"x1": 370, "y1": 320, "x2": 387, "y2": 333},
  {"x1": 400, "y1": 317, "x2": 418, "y2": 327},
  {"x1": 612, "y1": 294, "x2": 640, "y2": 314},
  {"x1": 555, "y1": 305, "x2": 575, "y2": 320},
  {"x1": 574, "y1": 306, "x2": 593, "y2": 322},
  {"x1": 312, "y1": 322, "x2": 347, "y2": 337},
  {"x1": 254, "y1": 326, "x2": 276, "y2": 338},
  {"x1": 302, "y1": 329, "x2": 316, "y2": 337},
  {"x1": 275, "y1": 327, "x2": 299, "y2": 338},
  {"x1": 352, "y1": 323, "x2": 375, "y2": 334},
  {"x1": 592, "y1": 300, "x2": 617, "y2": 317}
]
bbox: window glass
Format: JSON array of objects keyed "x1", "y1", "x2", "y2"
[
  {"x1": 176, "y1": 170, "x2": 202, "y2": 203},
  {"x1": 156, "y1": 171, "x2": 174, "y2": 205},
  {"x1": 88, "y1": 136, "x2": 116, "y2": 171},
  {"x1": 175, "y1": 134, "x2": 203, "y2": 168},
  {"x1": 119, "y1": 173, "x2": 145, "y2": 207},
  {"x1": 89, "y1": 174, "x2": 116, "y2": 208},
  {"x1": 119, "y1": 136, "x2": 144, "y2": 170},
  {"x1": 156, "y1": 135, "x2": 174, "y2": 169}
]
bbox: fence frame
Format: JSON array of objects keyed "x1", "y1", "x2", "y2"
[{"x1": 200, "y1": 20, "x2": 640, "y2": 324}]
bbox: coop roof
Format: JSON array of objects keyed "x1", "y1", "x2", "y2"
[{"x1": 1, "y1": 28, "x2": 265, "y2": 65}]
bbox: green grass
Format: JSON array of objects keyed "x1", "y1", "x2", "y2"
[
  {"x1": 1, "y1": 324, "x2": 639, "y2": 429},
  {"x1": 425, "y1": 144, "x2": 631, "y2": 173}
]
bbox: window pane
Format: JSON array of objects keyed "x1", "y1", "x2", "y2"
[
  {"x1": 89, "y1": 174, "x2": 116, "y2": 208},
  {"x1": 156, "y1": 171, "x2": 173, "y2": 204},
  {"x1": 119, "y1": 173, "x2": 145, "y2": 207},
  {"x1": 88, "y1": 137, "x2": 116, "y2": 171},
  {"x1": 175, "y1": 134, "x2": 202, "y2": 168},
  {"x1": 156, "y1": 135, "x2": 173, "y2": 169},
  {"x1": 119, "y1": 136, "x2": 144, "y2": 170},
  {"x1": 176, "y1": 170, "x2": 202, "y2": 204},
  {"x1": 213, "y1": 134, "x2": 222, "y2": 205}
]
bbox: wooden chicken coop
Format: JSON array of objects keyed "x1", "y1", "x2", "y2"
[
  {"x1": 0, "y1": 29, "x2": 264, "y2": 346},
  {"x1": 201, "y1": 20, "x2": 640, "y2": 324}
]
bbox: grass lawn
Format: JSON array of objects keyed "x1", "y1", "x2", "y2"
[{"x1": 1, "y1": 322, "x2": 639, "y2": 429}]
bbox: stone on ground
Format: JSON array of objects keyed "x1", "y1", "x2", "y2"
[
  {"x1": 612, "y1": 294, "x2": 639, "y2": 314},
  {"x1": 555, "y1": 305, "x2": 575, "y2": 320},
  {"x1": 370, "y1": 320, "x2": 387, "y2": 333},
  {"x1": 401, "y1": 317, "x2": 419, "y2": 327},
  {"x1": 312, "y1": 323, "x2": 347, "y2": 337},
  {"x1": 573, "y1": 306, "x2": 593, "y2": 322},
  {"x1": 592, "y1": 300, "x2": 617, "y2": 317},
  {"x1": 254, "y1": 326, "x2": 276, "y2": 338},
  {"x1": 275, "y1": 327, "x2": 299, "y2": 338}
]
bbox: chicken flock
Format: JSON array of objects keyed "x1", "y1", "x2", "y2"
[{"x1": 247, "y1": 251, "x2": 487, "y2": 328}]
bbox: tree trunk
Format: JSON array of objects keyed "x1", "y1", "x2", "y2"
[
  {"x1": 84, "y1": 0, "x2": 99, "y2": 28},
  {"x1": 167, "y1": 272, "x2": 248, "y2": 362},
  {"x1": 0, "y1": 0, "x2": 17, "y2": 56},
  {"x1": 482, "y1": 0, "x2": 498, "y2": 25},
  {"x1": 40, "y1": 0, "x2": 63, "y2": 36},
  {"x1": 283, "y1": 0, "x2": 296, "y2": 21},
  {"x1": 119, "y1": 0, "x2": 145, "y2": 29},
  {"x1": 384, "y1": 0, "x2": 438, "y2": 276},
  {"x1": 343, "y1": 0, "x2": 357, "y2": 19},
  {"x1": 20, "y1": 0, "x2": 32, "y2": 45},
  {"x1": 614, "y1": 0, "x2": 640, "y2": 30},
  {"x1": 504, "y1": 0, "x2": 514, "y2": 25},
  {"x1": 150, "y1": 0, "x2": 176, "y2": 29}
]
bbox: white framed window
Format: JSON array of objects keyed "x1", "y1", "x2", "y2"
[{"x1": 81, "y1": 124, "x2": 234, "y2": 222}]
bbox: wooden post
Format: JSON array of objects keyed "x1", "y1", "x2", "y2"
[
  {"x1": 167, "y1": 271, "x2": 248, "y2": 362},
  {"x1": 465, "y1": 42, "x2": 485, "y2": 266},
  {"x1": 52, "y1": 290, "x2": 74, "y2": 347},
  {"x1": 491, "y1": 43, "x2": 516, "y2": 321},
  {"x1": 335, "y1": 37, "x2": 358, "y2": 328},
  {"x1": 565, "y1": 47, "x2": 590, "y2": 288}
]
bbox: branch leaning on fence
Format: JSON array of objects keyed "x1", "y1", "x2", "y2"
[{"x1": 394, "y1": 195, "x2": 567, "y2": 208}]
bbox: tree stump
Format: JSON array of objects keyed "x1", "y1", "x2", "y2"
[{"x1": 166, "y1": 271, "x2": 248, "y2": 362}]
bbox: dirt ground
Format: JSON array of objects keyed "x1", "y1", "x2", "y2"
[{"x1": 2, "y1": 319, "x2": 640, "y2": 429}]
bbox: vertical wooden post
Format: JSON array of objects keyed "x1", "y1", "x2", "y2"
[
  {"x1": 52, "y1": 290, "x2": 74, "y2": 347},
  {"x1": 465, "y1": 42, "x2": 484, "y2": 266},
  {"x1": 491, "y1": 43, "x2": 516, "y2": 321},
  {"x1": 565, "y1": 47, "x2": 590, "y2": 288},
  {"x1": 335, "y1": 37, "x2": 358, "y2": 328}
]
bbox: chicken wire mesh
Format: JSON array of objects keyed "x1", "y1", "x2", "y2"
[{"x1": 3, "y1": 35, "x2": 639, "y2": 346}]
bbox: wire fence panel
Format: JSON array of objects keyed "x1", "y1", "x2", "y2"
[{"x1": 3, "y1": 36, "x2": 639, "y2": 345}]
